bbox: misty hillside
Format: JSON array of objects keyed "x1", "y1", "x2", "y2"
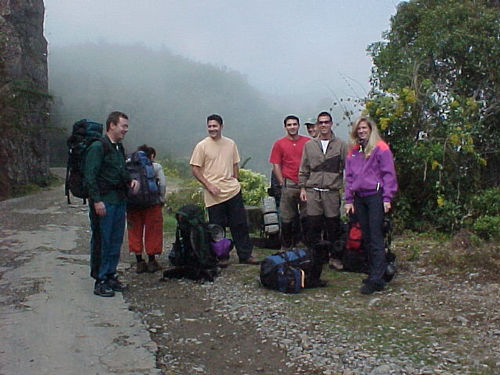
[{"x1": 48, "y1": 43, "x2": 285, "y2": 174}]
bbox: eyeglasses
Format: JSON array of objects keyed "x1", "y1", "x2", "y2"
[{"x1": 318, "y1": 121, "x2": 331, "y2": 125}]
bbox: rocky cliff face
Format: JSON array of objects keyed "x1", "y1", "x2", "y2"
[{"x1": 0, "y1": 0, "x2": 50, "y2": 200}]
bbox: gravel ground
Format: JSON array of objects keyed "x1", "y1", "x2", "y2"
[{"x1": 121, "y1": 242, "x2": 500, "y2": 375}]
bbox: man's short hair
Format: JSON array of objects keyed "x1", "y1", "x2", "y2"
[
  {"x1": 207, "y1": 114, "x2": 223, "y2": 126},
  {"x1": 106, "y1": 111, "x2": 128, "y2": 131},
  {"x1": 283, "y1": 115, "x2": 300, "y2": 126},
  {"x1": 317, "y1": 111, "x2": 333, "y2": 122}
]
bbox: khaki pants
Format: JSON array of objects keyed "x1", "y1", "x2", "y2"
[
  {"x1": 305, "y1": 189, "x2": 340, "y2": 218},
  {"x1": 279, "y1": 179, "x2": 307, "y2": 223}
]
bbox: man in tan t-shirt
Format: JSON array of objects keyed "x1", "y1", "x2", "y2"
[{"x1": 190, "y1": 114, "x2": 259, "y2": 265}]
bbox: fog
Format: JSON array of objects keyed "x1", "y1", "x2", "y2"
[
  {"x1": 44, "y1": 0, "x2": 398, "y2": 106},
  {"x1": 43, "y1": 0, "x2": 399, "y2": 174}
]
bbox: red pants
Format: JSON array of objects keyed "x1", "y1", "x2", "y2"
[{"x1": 127, "y1": 205, "x2": 163, "y2": 255}]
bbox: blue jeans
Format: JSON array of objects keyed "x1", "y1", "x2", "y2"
[
  {"x1": 354, "y1": 192, "x2": 387, "y2": 287},
  {"x1": 89, "y1": 202, "x2": 126, "y2": 281},
  {"x1": 207, "y1": 192, "x2": 253, "y2": 260}
]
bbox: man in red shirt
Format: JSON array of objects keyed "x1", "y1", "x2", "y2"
[{"x1": 269, "y1": 115, "x2": 310, "y2": 249}]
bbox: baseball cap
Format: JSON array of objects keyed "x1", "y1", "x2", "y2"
[{"x1": 304, "y1": 118, "x2": 316, "y2": 126}]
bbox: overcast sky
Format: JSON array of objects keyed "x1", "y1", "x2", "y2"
[{"x1": 43, "y1": 0, "x2": 399, "y2": 105}]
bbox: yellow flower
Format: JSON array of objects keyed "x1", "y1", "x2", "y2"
[
  {"x1": 466, "y1": 98, "x2": 478, "y2": 111},
  {"x1": 431, "y1": 160, "x2": 440, "y2": 170},
  {"x1": 379, "y1": 117, "x2": 390, "y2": 130},
  {"x1": 405, "y1": 90, "x2": 416, "y2": 104},
  {"x1": 449, "y1": 133, "x2": 460, "y2": 147},
  {"x1": 437, "y1": 195, "x2": 445, "y2": 207}
]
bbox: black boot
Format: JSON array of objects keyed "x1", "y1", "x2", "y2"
[
  {"x1": 280, "y1": 221, "x2": 294, "y2": 250},
  {"x1": 306, "y1": 215, "x2": 324, "y2": 248},
  {"x1": 325, "y1": 216, "x2": 342, "y2": 258}
]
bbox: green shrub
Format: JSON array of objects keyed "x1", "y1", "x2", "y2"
[
  {"x1": 164, "y1": 181, "x2": 204, "y2": 214},
  {"x1": 470, "y1": 188, "x2": 500, "y2": 217},
  {"x1": 239, "y1": 168, "x2": 267, "y2": 206},
  {"x1": 473, "y1": 215, "x2": 500, "y2": 241},
  {"x1": 162, "y1": 213, "x2": 177, "y2": 234}
]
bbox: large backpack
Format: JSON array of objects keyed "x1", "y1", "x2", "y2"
[
  {"x1": 65, "y1": 119, "x2": 104, "y2": 204},
  {"x1": 167, "y1": 204, "x2": 218, "y2": 280},
  {"x1": 260, "y1": 248, "x2": 315, "y2": 293},
  {"x1": 341, "y1": 216, "x2": 397, "y2": 281},
  {"x1": 341, "y1": 220, "x2": 369, "y2": 273},
  {"x1": 125, "y1": 150, "x2": 161, "y2": 210}
]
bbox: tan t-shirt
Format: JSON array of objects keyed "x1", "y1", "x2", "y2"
[{"x1": 190, "y1": 136, "x2": 241, "y2": 207}]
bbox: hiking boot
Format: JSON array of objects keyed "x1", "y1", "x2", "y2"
[
  {"x1": 239, "y1": 256, "x2": 260, "y2": 265},
  {"x1": 108, "y1": 277, "x2": 127, "y2": 292},
  {"x1": 329, "y1": 258, "x2": 344, "y2": 270},
  {"x1": 309, "y1": 279, "x2": 328, "y2": 288},
  {"x1": 147, "y1": 259, "x2": 162, "y2": 273},
  {"x1": 136, "y1": 260, "x2": 147, "y2": 274},
  {"x1": 360, "y1": 282, "x2": 384, "y2": 295},
  {"x1": 94, "y1": 281, "x2": 115, "y2": 297},
  {"x1": 217, "y1": 258, "x2": 229, "y2": 268}
]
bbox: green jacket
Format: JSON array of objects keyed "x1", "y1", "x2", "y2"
[{"x1": 83, "y1": 136, "x2": 131, "y2": 204}]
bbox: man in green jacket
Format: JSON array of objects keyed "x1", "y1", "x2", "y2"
[{"x1": 84, "y1": 111, "x2": 139, "y2": 297}]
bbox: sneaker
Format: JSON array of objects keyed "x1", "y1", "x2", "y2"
[
  {"x1": 360, "y1": 282, "x2": 384, "y2": 295},
  {"x1": 147, "y1": 259, "x2": 162, "y2": 273},
  {"x1": 108, "y1": 277, "x2": 128, "y2": 292},
  {"x1": 239, "y1": 256, "x2": 260, "y2": 265},
  {"x1": 136, "y1": 260, "x2": 147, "y2": 274},
  {"x1": 329, "y1": 258, "x2": 344, "y2": 270},
  {"x1": 94, "y1": 281, "x2": 115, "y2": 297}
]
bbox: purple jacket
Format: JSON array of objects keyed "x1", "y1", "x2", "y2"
[{"x1": 344, "y1": 140, "x2": 398, "y2": 204}]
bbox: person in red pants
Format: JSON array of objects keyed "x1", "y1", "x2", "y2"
[{"x1": 127, "y1": 145, "x2": 166, "y2": 273}]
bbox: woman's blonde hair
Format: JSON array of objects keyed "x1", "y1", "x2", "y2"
[{"x1": 350, "y1": 115, "x2": 382, "y2": 158}]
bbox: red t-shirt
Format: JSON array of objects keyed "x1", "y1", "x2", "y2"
[{"x1": 269, "y1": 136, "x2": 310, "y2": 184}]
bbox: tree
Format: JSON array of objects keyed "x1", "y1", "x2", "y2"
[{"x1": 366, "y1": 0, "x2": 499, "y2": 232}]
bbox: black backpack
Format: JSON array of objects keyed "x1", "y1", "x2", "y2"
[
  {"x1": 340, "y1": 215, "x2": 397, "y2": 282},
  {"x1": 166, "y1": 204, "x2": 218, "y2": 281},
  {"x1": 65, "y1": 119, "x2": 104, "y2": 204},
  {"x1": 260, "y1": 248, "x2": 316, "y2": 293},
  {"x1": 125, "y1": 150, "x2": 161, "y2": 210}
]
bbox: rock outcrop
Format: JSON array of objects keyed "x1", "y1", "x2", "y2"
[{"x1": 0, "y1": 0, "x2": 50, "y2": 200}]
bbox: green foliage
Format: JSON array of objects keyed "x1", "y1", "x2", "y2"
[
  {"x1": 473, "y1": 216, "x2": 500, "y2": 241},
  {"x1": 164, "y1": 180, "x2": 204, "y2": 214},
  {"x1": 9, "y1": 172, "x2": 61, "y2": 198},
  {"x1": 162, "y1": 213, "x2": 177, "y2": 235},
  {"x1": 470, "y1": 188, "x2": 500, "y2": 217},
  {"x1": 366, "y1": 0, "x2": 500, "y2": 233},
  {"x1": 158, "y1": 156, "x2": 192, "y2": 179},
  {"x1": 0, "y1": 80, "x2": 51, "y2": 132},
  {"x1": 238, "y1": 168, "x2": 268, "y2": 206}
]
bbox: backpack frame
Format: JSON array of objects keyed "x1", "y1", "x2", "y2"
[
  {"x1": 125, "y1": 150, "x2": 161, "y2": 210},
  {"x1": 167, "y1": 204, "x2": 218, "y2": 279},
  {"x1": 65, "y1": 119, "x2": 105, "y2": 204}
]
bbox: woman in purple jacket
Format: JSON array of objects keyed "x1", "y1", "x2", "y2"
[{"x1": 344, "y1": 116, "x2": 398, "y2": 294}]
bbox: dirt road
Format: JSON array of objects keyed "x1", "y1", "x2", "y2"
[
  {"x1": 1, "y1": 176, "x2": 499, "y2": 375},
  {"x1": 0, "y1": 183, "x2": 161, "y2": 374},
  {"x1": 0, "y1": 176, "x2": 298, "y2": 375}
]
